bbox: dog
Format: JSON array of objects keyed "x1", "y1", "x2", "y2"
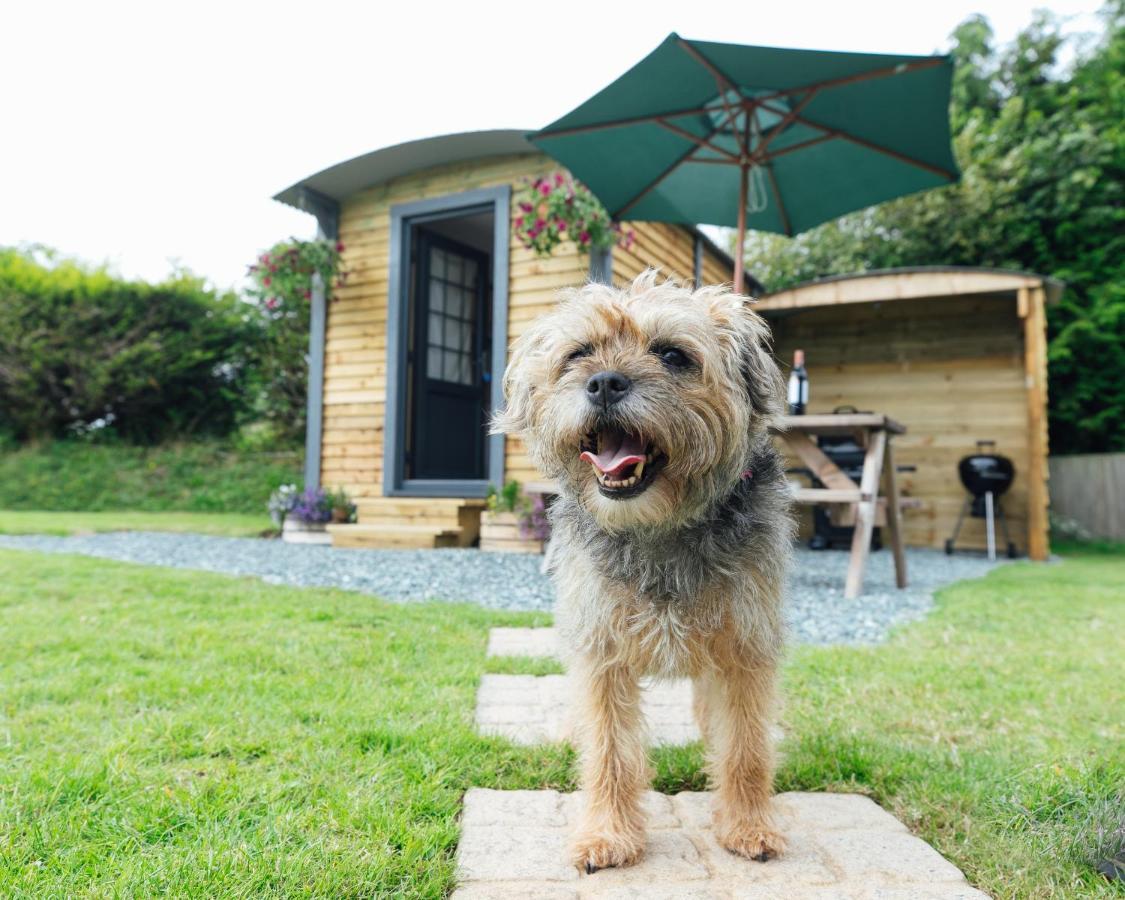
[{"x1": 495, "y1": 270, "x2": 794, "y2": 873}]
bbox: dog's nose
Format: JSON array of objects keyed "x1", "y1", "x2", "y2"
[{"x1": 585, "y1": 371, "x2": 632, "y2": 407}]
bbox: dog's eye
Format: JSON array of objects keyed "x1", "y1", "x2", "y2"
[
  {"x1": 565, "y1": 345, "x2": 591, "y2": 366},
  {"x1": 654, "y1": 346, "x2": 691, "y2": 369}
]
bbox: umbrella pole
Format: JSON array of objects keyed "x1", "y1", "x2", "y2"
[{"x1": 734, "y1": 164, "x2": 748, "y2": 291}]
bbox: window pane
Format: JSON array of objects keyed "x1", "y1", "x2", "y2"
[
  {"x1": 447, "y1": 254, "x2": 462, "y2": 284},
  {"x1": 447, "y1": 288, "x2": 465, "y2": 319},
  {"x1": 463, "y1": 259, "x2": 478, "y2": 288},
  {"x1": 428, "y1": 312, "x2": 442, "y2": 346},
  {"x1": 442, "y1": 350, "x2": 458, "y2": 383},
  {"x1": 429, "y1": 279, "x2": 445, "y2": 314},
  {"x1": 431, "y1": 248, "x2": 445, "y2": 279},
  {"x1": 427, "y1": 346, "x2": 442, "y2": 380}
]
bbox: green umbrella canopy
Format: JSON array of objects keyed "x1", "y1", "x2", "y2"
[{"x1": 530, "y1": 33, "x2": 959, "y2": 256}]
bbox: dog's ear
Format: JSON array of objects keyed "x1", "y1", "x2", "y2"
[
  {"x1": 736, "y1": 300, "x2": 785, "y2": 419},
  {"x1": 491, "y1": 320, "x2": 548, "y2": 436},
  {"x1": 707, "y1": 292, "x2": 785, "y2": 419}
]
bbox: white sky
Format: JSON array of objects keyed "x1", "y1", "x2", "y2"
[{"x1": 0, "y1": 0, "x2": 1104, "y2": 290}]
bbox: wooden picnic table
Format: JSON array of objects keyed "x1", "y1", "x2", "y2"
[
  {"x1": 525, "y1": 413, "x2": 909, "y2": 598},
  {"x1": 769, "y1": 413, "x2": 908, "y2": 599}
]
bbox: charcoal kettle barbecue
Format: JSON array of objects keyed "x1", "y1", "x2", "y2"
[{"x1": 945, "y1": 440, "x2": 1018, "y2": 560}]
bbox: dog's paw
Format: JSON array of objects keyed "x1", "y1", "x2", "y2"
[
  {"x1": 717, "y1": 824, "x2": 787, "y2": 862},
  {"x1": 571, "y1": 831, "x2": 644, "y2": 874}
]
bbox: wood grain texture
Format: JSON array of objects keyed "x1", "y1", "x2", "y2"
[{"x1": 768, "y1": 293, "x2": 1044, "y2": 554}]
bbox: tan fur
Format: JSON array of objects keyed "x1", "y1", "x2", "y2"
[{"x1": 496, "y1": 270, "x2": 791, "y2": 872}]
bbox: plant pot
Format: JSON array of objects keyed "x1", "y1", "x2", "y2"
[
  {"x1": 331, "y1": 506, "x2": 352, "y2": 524},
  {"x1": 479, "y1": 510, "x2": 544, "y2": 554},
  {"x1": 282, "y1": 513, "x2": 333, "y2": 545}
]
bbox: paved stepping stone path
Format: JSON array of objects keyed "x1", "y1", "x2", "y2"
[
  {"x1": 455, "y1": 788, "x2": 987, "y2": 899},
  {"x1": 461, "y1": 627, "x2": 985, "y2": 898},
  {"x1": 480, "y1": 627, "x2": 699, "y2": 745}
]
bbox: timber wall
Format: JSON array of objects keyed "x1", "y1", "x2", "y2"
[
  {"x1": 324, "y1": 153, "x2": 734, "y2": 497},
  {"x1": 766, "y1": 293, "x2": 1034, "y2": 553}
]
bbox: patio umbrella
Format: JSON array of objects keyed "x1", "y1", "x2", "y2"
[{"x1": 530, "y1": 34, "x2": 959, "y2": 287}]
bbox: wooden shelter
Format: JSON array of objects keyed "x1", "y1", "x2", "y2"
[
  {"x1": 275, "y1": 130, "x2": 743, "y2": 549},
  {"x1": 757, "y1": 268, "x2": 1060, "y2": 560}
]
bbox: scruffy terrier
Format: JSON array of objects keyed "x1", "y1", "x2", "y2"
[{"x1": 495, "y1": 270, "x2": 793, "y2": 873}]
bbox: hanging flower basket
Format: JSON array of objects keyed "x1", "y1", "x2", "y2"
[{"x1": 513, "y1": 172, "x2": 634, "y2": 258}]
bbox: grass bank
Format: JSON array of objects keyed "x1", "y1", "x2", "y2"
[
  {"x1": 0, "y1": 440, "x2": 299, "y2": 514},
  {"x1": 0, "y1": 549, "x2": 1120, "y2": 897}
]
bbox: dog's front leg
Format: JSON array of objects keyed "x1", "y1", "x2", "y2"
[
  {"x1": 570, "y1": 655, "x2": 648, "y2": 873},
  {"x1": 701, "y1": 654, "x2": 786, "y2": 861}
]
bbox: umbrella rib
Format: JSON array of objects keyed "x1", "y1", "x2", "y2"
[
  {"x1": 614, "y1": 144, "x2": 703, "y2": 218},
  {"x1": 763, "y1": 163, "x2": 792, "y2": 236},
  {"x1": 759, "y1": 132, "x2": 835, "y2": 161},
  {"x1": 753, "y1": 89, "x2": 819, "y2": 158},
  {"x1": 757, "y1": 56, "x2": 947, "y2": 104},
  {"x1": 656, "y1": 118, "x2": 740, "y2": 162},
  {"x1": 758, "y1": 100, "x2": 957, "y2": 180},
  {"x1": 535, "y1": 104, "x2": 724, "y2": 139},
  {"x1": 675, "y1": 36, "x2": 749, "y2": 157}
]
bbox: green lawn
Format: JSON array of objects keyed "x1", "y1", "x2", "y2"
[
  {"x1": 0, "y1": 510, "x2": 273, "y2": 537},
  {"x1": 0, "y1": 549, "x2": 1121, "y2": 898}
]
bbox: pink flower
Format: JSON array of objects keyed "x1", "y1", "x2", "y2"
[
  {"x1": 534, "y1": 218, "x2": 546, "y2": 229},
  {"x1": 556, "y1": 219, "x2": 567, "y2": 231},
  {"x1": 336, "y1": 241, "x2": 346, "y2": 252},
  {"x1": 265, "y1": 297, "x2": 279, "y2": 310},
  {"x1": 514, "y1": 216, "x2": 524, "y2": 227},
  {"x1": 554, "y1": 172, "x2": 565, "y2": 186},
  {"x1": 303, "y1": 289, "x2": 311, "y2": 300},
  {"x1": 539, "y1": 182, "x2": 552, "y2": 196},
  {"x1": 518, "y1": 202, "x2": 533, "y2": 213},
  {"x1": 262, "y1": 276, "x2": 272, "y2": 286},
  {"x1": 579, "y1": 231, "x2": 590, "y2": 244},
  {"x1": 259, "y1": 253, "x2": 270, "y2": 264}
]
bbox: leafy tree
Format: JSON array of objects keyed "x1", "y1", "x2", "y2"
[
  {"x1": 744, "y1": 3, "x2": 1125, "y2": 454},
  {"x1": 0, "y1": 247, "x2": 260, "y2": 443}
]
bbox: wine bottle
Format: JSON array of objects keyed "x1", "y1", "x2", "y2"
[{"x1": 787, "y1": 349, "x2": 808, "y2": 415}]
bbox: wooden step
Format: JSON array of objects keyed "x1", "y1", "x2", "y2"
[
  {"x1": 333, "y1": 496, "x2": 486, "y2": 549},
  {"x1": 326, "y1": 523, "x2": 461, "y2": 550}
]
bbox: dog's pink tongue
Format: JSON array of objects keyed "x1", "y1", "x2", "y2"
[{"x1": 580, "y1": 432, "x2": 646, "y2": 477}]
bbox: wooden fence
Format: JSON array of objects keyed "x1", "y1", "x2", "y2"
[{"x1": 1048, "y1": 453, "x2": 1125, "y2": 540}]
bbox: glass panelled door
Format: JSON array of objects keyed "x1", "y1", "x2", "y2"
[{"x1": 409, "y1": 231, "x2": 490, "y2": 480}]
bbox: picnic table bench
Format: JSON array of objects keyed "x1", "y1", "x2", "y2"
[{"x1": 770, "y1": 413, "x2": 908, "y2": 599}]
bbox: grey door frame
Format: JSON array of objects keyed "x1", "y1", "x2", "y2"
[{"x1": 384, "y1": 185, "x2": 510, "y2": 498}]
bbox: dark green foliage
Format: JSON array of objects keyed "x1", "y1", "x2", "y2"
[
  {"x1": 0, "y1": 248, "x2": 260, "y2": 444},
  {"x1": 745, "y1": 4, "x2": 1125, "y2": 454},
  {"x1": 245, "y1": 239, "x2": 345, "y2": 444},
  {"x1": 0, "y1": 441, "x2": 299, "y2": 514}
]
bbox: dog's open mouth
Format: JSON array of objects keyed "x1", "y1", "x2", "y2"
[{"x1": 579, "y1": 427, "x2": 667, "y2": 499}]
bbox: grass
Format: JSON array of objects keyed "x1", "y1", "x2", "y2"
[
  {"x1": 0, "y1": 510, "x2": 273, "y2": 537},
  {"x1": 0, "y1": 548, "x2": 1121, "y2": 898},
  {"x1": 0, "y1": 440, "x2": 300, "y2": 514}
]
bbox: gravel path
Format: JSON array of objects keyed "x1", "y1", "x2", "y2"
[{"x1": 0, "y1": 532, "x2": 1002, "y2": 645}]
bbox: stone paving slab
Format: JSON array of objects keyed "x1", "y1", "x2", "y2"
[
  {"x1": 488, "y1": 626, "x2": 562, "y2": 659},
  {"x1": 476, "y1": 674, "x2": 700, "y2": 745},
  {"x1": 454, "y1": 789, "x2": 988, "y2": 899}
]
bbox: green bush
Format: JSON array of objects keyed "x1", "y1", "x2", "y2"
[
  {"x1": 0, "y1": 247, "x2": 260, "y2": 443},
  {"x1": 0, "y1": 441, "x2": 300, "y2": 514}
]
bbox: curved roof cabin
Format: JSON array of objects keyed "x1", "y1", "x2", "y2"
[{"x1": 276, "y1": 129, "x2": 744, "y2": 548}]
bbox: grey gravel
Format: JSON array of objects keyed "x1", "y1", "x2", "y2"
[{"x1": 0, "y1": 532, "x2": 1003, "y2": 645}]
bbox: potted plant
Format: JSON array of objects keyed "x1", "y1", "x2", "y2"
[
  {"x1": 270, "y1": 484, "x2": 354, "y2": 544},
  {"x1": 480, "y1": 480, "x2": 550, "y2": 553}
]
